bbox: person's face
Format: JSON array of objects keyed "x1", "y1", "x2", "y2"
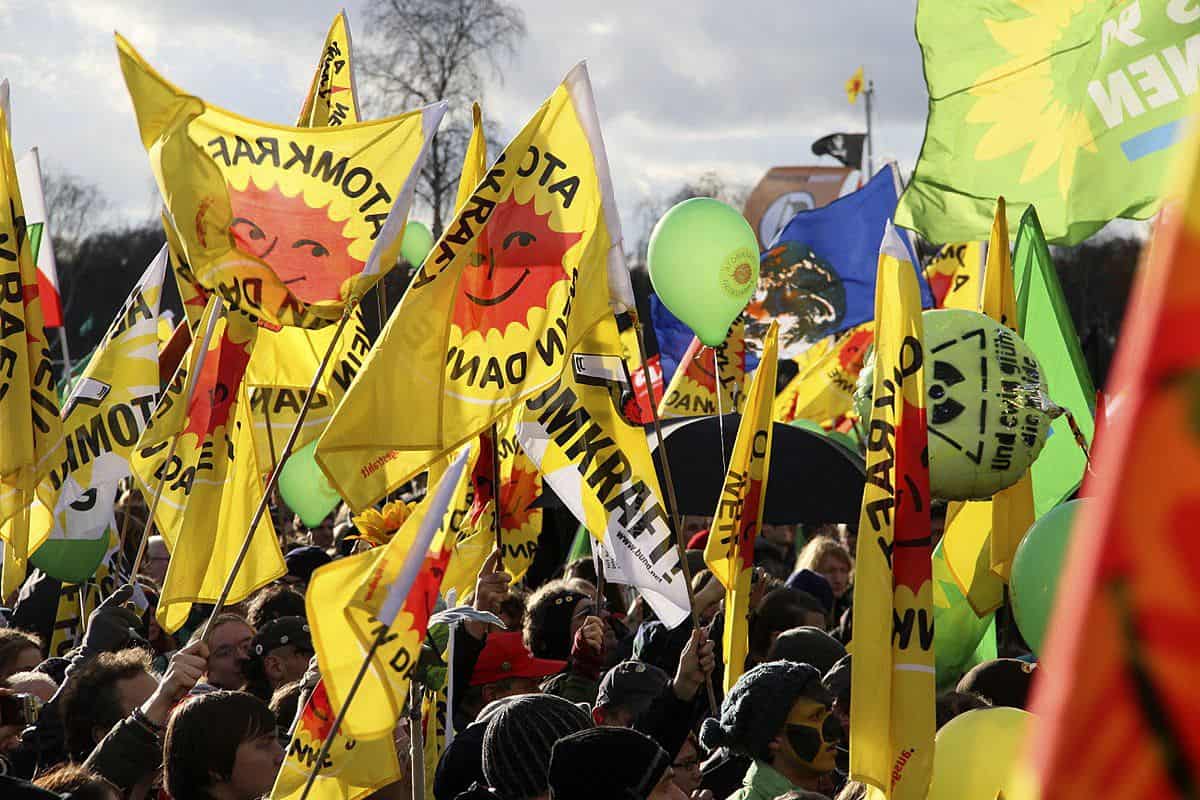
[
  {"x1": 648, "y1": 766, "x2": 688, "y2": 800},
  {"x1": 762, "y1": 525, "x2": 795, "y2": 549},
  {"x1": 99, "y1": 670, "x2": 158, "y2": 746},
  {"x1": 265, "y1": 644, "x2": 314, "y2": 688},
  {"x1": 144, "y1": 539, "x2": 170, "y2": 587},
  {"x1": 818, "y1": 556, "x2": 851, "y2": 599},
  {"x1": 776, "y1": 696, "x2": 840, "y2": 777},
  {"x1": 672, "y1": 738, "x2": 702, "y2": 795},
  {"x1": 225, "y1": 730, "x2": 285, "y2": 800},
  {"x1": 207, "y1": 623, "x2": 254, "y2": 690},
  {"x1": 1, "y1": 645, "x2": 41, "y2": 680},
  {"x1": 594, "y1": 704, "x2": 636, "y2": 728}
]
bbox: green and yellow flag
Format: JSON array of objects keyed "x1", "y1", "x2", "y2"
[
  {"x1": 0, "y1": 85, "x2": 65, "y2": 594},
  {"x1": 658, "y1": 319, "x2": 747, "y2": 419},
  {"x1": 316, "y1": 63, "x2": 630, "y2": 509},
  {"x1": 32, "y1": 249, "x2": 166, "y2": 583},
  {"x1": 116, "y1": 34, "x2": 445, "y2": 328},
  {"x1": 849, "y1": 222, "x2": 934, "y2": 800},
  {"x1": 704, "y1": 321, "x2": 776, "y2": 693},
  {"x1": 130, "y1": 296, "x2": 284, "y2": 631},
  {"x1": 896, "y1": 0, "x2": 1192, "y2": 244}
]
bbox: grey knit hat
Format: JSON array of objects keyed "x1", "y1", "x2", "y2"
[
  {"x1": 699, "y1": 660, "x2": 827, "y2": 761},
  {"x1": 483, "y1": 693, "x2": 593, "y2": 800}
]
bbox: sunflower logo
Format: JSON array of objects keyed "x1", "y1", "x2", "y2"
[
  {"x1": 965, "y1": 0, "x2": 1098, "y2": 197},
  {"x1": 182, "y1": 320, "x2": 252, "y2": 441}
]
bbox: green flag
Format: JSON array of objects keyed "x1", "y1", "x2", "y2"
[
  {"x1": 1014, "y1": 206, "x2": 1096, "y2": 518},
  {"x1": 896, "y1": 0, "x2": 1192, "y2": 245}
]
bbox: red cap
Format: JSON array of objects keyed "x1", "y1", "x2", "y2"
[
  {"x1": 470, "y1": 631, "x2": 567, "y2": 686},
  {"x1": 687, "y1": 529, "x2": 710, "y2": 550}
]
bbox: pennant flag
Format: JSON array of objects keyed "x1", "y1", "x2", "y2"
[
  {"x1": 130, "y1": 297, "x2": 284, "y2": 631},
  {"x1": 746, "y1": 164, "x2": 933, "y2": 357},
  {"x1": 812, "y1": 132, "x2": 866, "y2": 170},
  {"x1": 1019, "y1": 104, "x2": 1200, "y2": 800},
  {"x1": 1014, "y1": 206, "x2": 1096, "y2": 517},
  {"x1": 316, "y1": 63, "x2": 634, "y2": 510},
  {"x1": 15, "y1": 149, "x2": 62, "y2": 328},
  {"x1": 924, "y1": 241, "x2": 984, "y2": 310},
  {"x1": 116, "y1": 34, "x2": 446, "y2": 329},
  {"x1": 435, "y1": 445, "x2": 493, "y2": 607},
  {"x1": 270, "y1": 680, "x2": 401, "y2": 800},
  {"x1": 941, "y1": 198, "x2": 1034, "y2": 614},
  {"x1": 308, "y1": 447, "x2": 470, "y2": 739},
  {"x1": 849, "y1": 222, "x2": 934, "y2": 800},
  {"x1": 297, "y1": 11, "x2": 360, "y2": 129},
  {"x1": 846, "y1": 67, "x2": 865, "y2": 104},
  {"x1": 896, "y1": 1, "x2": 1193, "y2": 245},
  {"x1": 516, "y1": 315, "x2": 690, "y2": 628},
  {"x1": 773, "y1": 324, "x2": 873, "y2": 426},
  {"x1": 0, "y1": 84, "x2": 65, "y2": 591},
  {"x1": 931, "y1": 538, "x2": 996, "y2": 690},
  {"x1": 658, "y1": 318, "x2": 747, "y2": 419},
  {"x1": 704, "y1": 321, "x2": 777, "y2": 692},
  {"x1": 32, "y1": 248, "x2": 166, "y2": 582},
  {"x1": 456, "y1": 102, "x2": 488, "y2": 214}
]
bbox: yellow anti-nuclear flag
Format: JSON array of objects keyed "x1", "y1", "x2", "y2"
[
  {"x1": 130, "y1": 296, "x2": 284, "y2": 631},
  {"x1": 309, "y1": 447, "x2": 471, "y2": 739},
  {"x1": 0, "y1": 84, "x2": 65, "y2": 591},
  {"x1": 705, "y1": 321, "x2": 777, "y2": 693},
  {"x1": 515, "y1": 315, "x2": 691, "y2": 628},
  {"x1": 456, "y1": 102, "x2": 488, "y2": 213},
  {"x1": 34, "y1": 248, "x2": 167, "y2": 571},
  {"x1": 163, "y1": 212, "x2": 210, "y2": 331},
  {"x1": 924, "y1": 241, "x2": 984, "y2": 311},
  {"x1": 316, "y1": 62, "x2": 634, "y2": 510},
  {"x1": 849, "y1": 222, "x2": 935, "y2": 800},
  {"x1": 659, "y1": 318, "x2": 747, "y2": 419},
  {"x1": 468, "y1": 411, "x2": 542, "y2": 582},
  {"x1": 116, "y1": 34, "x2": 446, "y2": 329},
  {"x1": 774, "y1": 324, "x2": 873, "y2": 426},
  {"x1": 298, "y1": 11, "x2": 360, "y2": 129},
  {"x1": 942, "y1": 197, "x2": 1035, "y2": 614}
]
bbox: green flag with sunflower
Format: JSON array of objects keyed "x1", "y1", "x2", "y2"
[{"x1": 897, "y1": 0, "x2": 1195, "y2": 245}]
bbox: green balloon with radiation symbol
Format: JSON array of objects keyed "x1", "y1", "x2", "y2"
[
  {"x1": 647, "y1": 198, "x2": 760, "y2": 346},
  {"x1": 1011, "y1": 499, "x2": 1084, "y2": 655},
  {"x1": 400, "y1": 221, "x2": 434, "y2": 267},
  {"x1": 278, "y1": 439, "x2": 342, "y2": 527}
]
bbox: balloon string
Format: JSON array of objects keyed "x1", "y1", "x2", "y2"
[
  {"x1": 712, "y1": 346, "x2": 729, "y2": 476},
  {"x1": 1061, "y1": 408, "x2": 1094, "y2": 476}
]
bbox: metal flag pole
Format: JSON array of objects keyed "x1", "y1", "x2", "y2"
[
  {"x1": 864, "y1": 79, "x2": 875, "y2": 178},
  {"x1": 56, "y1": 327, "x2": 74, "y2": 387}
]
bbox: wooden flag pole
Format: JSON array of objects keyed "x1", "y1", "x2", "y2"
[
  {"x1": 198, "y1": 304, "x2": 356, "y2": 641},
  {"x1": 296, "y1": 631, "x2": 385, "y2": 800},
  {"x1": 631, "y1": 312, "x2": 719, "y2": 714},
  {"x1": 489, "y1": 423, "x2": 504, "y2": 571},
  {"x1": 408, "y1": 682, "x2": 425, "y2": 800}
]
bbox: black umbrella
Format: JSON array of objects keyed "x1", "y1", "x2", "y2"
[{"x1": 648, "y1": 414, "x2": 865, "y2": 525}]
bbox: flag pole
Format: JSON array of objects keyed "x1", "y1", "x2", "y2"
[
  {"x1": 198, "y1": 304, "x2": 357, "y2": 641},
  {"x1": 409, "y1": 682, "x2": 425, "y2": 800},
  {"x1": 489, "y1": 423, "x2": 504, "y2": 571},
  {"x1": 262, "y1": 391, "x2": 279, "y2": 472},
  {"x1": 864, "y1": 79, "x2": 875, "y2": 178},
  {"x1": 296, "y1": 632, "x2": 385, "y2": 800},
  {"x1": 128, "y1": 300, "x2": 225, "y2": 582},
  {"x1": 631, "y1": 312, "x2": 719, "y2": 714},
  {"x1": 55, "y1": 327, "x2": 74, "y2": 387}
]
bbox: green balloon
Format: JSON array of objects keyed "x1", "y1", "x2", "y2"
[
  {"x1": 826, "y1": 429, "x2": 858, "y2": 452},
  {"x1": 1010, "y1": 499, "x2": 1083, "y2": 655},
  {"x1": 788, "y1": 418, "x2": 826, "y2": 435},
  {"x1": 279, "y1": 440, "x2": 342, "y2": 527},
  {"x1": 400, "y1": 221, "x2": 434, "y2": 267},
  {"x1": 647, "y1": 198, "x2": 759, "y2": 347}
]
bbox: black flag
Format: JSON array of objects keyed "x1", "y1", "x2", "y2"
[{"x1": 812, "y1": 133, "x2": 866, "y2": 169}]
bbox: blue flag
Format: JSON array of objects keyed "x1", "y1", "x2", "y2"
[{"x1": 747, "y1": 164, "x2": 933, "y2": 355}]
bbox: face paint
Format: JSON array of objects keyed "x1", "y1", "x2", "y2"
[{"x1": 781, "y1": 698, "x2": 842, "y2": 774}]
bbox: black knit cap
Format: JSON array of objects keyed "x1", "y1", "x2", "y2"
[
  {"x1": 528, "y1": 589, "x2": 585, "y2": 660},
  {"x1": 548, "y1": 727, "x2": 670, "y2": 800},
  {"x1": 482, "y1": 693, "x2": 593, "y2": 800},
  {"x1": 768, "y1": 626, "x2": 847, "y2": 675},
  {"x1": 699, "y1": 660, "x2": 827, "y2": 761}
]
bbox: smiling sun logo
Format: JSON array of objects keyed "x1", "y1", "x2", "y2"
[
  {"x1": 183, "y1": 320, "x2": 253, "y2": 441},
  {"x1": 228, "y1": 178, "x2": 363, "y2": 305},
  {"x1": 452, "y1": 193, "x2": 582, "y2": 338},
  {"x1": 966, "y1": 0, "x2": 1097, "y2": 196}
]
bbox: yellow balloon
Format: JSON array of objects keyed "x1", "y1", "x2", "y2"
[{"x1": 927, "y1": 707, "x2": 1033, "y2": 800}]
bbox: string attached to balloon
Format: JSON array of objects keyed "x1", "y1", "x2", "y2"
[{"x1": 712, "y1": 346, "x2": 730, "y2": 475}]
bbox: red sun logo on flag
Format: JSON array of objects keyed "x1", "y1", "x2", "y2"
[
  {"x1": 228, "y1": 179, "x2": 363, "y2": 305},
  {"x1": 452, "y1": 194, "x2": 582, "y2": 337},
  {"x1": 183, "y1": 326, "x2": 252, "y2": 441},
  {"x1": 500, "y1": 462, "x2": 541, "y2": 532},
  {"x1": 838, "y1": 329, "x2": 874, "y2": 373},
  {"x1": 679, "y1": 339, "x2": 719, "y2": 392},
  {"x1": 299, "y1": 681, "x2": 336, "y2": 743}
]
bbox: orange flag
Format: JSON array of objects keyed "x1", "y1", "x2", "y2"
[{"x1": 1020, "y1": 111, "x2": 1200, "y2": 799}]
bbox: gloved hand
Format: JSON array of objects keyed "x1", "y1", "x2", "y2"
[{"x1": 81, "y1": 584, "x2": 147, "y2": 655}]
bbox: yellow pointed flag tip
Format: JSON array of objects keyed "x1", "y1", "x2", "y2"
[
  {"x1": 705, "y1": 321, "x2": 777, "y2": 693},
  {"x1": 115, "y1": 33, "x2": 446, "y2": 329},
  {"x1": 297, "y1": 10, "x2": 360, "y2": 128},
  {"x1": 847, "y1": 67, "x2": 865, "y2": 104}
]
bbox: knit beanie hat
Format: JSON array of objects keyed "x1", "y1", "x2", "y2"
[
  {"x1": 699, "y1": 660, "x2": 826, "y2": 762},
  {"x1": 482, "y1": 693, "x2": 593, "y2": 800},
  {"x1": 784, "y1": 569, "x2": 836, "y2": 615},
  {"x1": 768, "y1": 626, "x2": 847, "y2": 674},
  {"x1": 956, "y1": 658, "x2": 1037, "y2": 709},
  {"x1": 528, "y1": 589, "x2": 585, "y2": 659},
  {"x1": 548, "y1": 727, "x2": 670, "y2": 800}
]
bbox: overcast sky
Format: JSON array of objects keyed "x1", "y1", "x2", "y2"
[{"x1": 0, "y1": 0, "x2": 927, "y2": 241}]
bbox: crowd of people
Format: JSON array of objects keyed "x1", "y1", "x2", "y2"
[{"x1": 0, "y1": 493, "x2": 1038, "y2": 800}]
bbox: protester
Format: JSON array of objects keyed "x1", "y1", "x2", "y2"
[
  {"x1": 281, "y1": 546, "x2": 332, "y2": 589},
  {"x1": 672, "y1": 732, "x2": 705, "y2": 799},
  {"x1": 32, "y1": 764, "x2": 120, "y2": 800},
  {"x1": 141, "y1": 535, "x2": 170, "y2": 589},
  {"x1": 0, "y1": 629, "x2": 43, "y2": 682},
  {"x1": 7, "y1": 671, "x2": 58, "y2": 703},
  {"x1": 747, "y1": 589, "x2": 829, "y2": 666},
  {"x1": 955, "y1": 659, "x2": 1036, "y2": 710},
  {"x1": 699, "y1": 661, "x2": 842, "y2": 800},
  {"x1": 549, "y1": 727, "x2": 685, "y2": 800},
  {"x1": 482, "y1": 693, "x2": 593, "y2": 800},
  {"x1": 164, "y1": 690, "x2": 283, "y2": 800},
  {"x1": 794, "y1": 538, "x2": 852, "y2": 610},
  {"x1": 767, "y1": 627, "x2": 846, "y2": 675},
  {"x1": 192, "y1": 614, "x2": 254, "y2": 692},
  {"x1": 458, "y1": 630, "x2": 566, "y2": 725},
  {"x1": 59, "y1": 650, "x2": 160, "y2": 762},
  {"x1": 241, "y1": 617, "x2": 312, "y2": 701},
  {"x1": 244, "y1": 585, "x2": 306, "y2": 630}
]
